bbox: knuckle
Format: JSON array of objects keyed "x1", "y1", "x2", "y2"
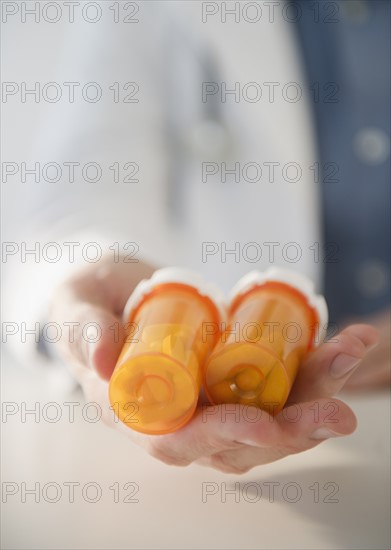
[
  {"x1": 209, "y1": 454, "x2": 251, "y2": 475},
  {"x1": 147, "y1": 443, "x2": 191, "y2": 467}
]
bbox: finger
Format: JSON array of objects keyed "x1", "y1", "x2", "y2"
[
  {"x1": 343, "y1": 355, "x2": 391, "y2": 390},
  {"x1": 141, "y1": 395, "x2": 356, "y2": 469},
  {"x1": 56, "y1": 301, "x2": 126, "y2": 381},
  {"x1": 196, "y1": 398, "x2": 357, "y2": 474},
  {"x1": 65, "y1": 259, "x2": 154, "y2": 316},
  {"x1": 343, "y1": 328, "x2": 390, "y2": 390},
  {"x1": 142, "y1": 404, "x2": 278, "y2": 467},
  {"x1": 289, "y1": 324, "x2": 379, "y2": 402},
  {"x1": 344, "y1": 366, "x2": 391, "y2": 390},
  {"x1": 84, "y1": 307, "x2": 127, "y2": 380},
  {"x1": 345, "y1": 324, "x2": 381, "y2": 349},
  {"x1": 49, "y1": 258, "x2": 154, "y2": 379}
]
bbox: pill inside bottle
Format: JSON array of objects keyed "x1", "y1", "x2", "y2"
[
  {"x1": 203, "y1": 268, "x2": 328, "y2": 415},
  {"x1": 109, "y1": 268, "x2": 224, "y2": 435}
]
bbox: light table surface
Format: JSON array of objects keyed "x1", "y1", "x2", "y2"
[{"x1": 1, "y1": 354, "x2": 390, "y2": 550}]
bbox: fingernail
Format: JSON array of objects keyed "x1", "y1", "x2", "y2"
[
  {"x1": 238, "y1": 439, "x2": 261, "y2": 447},
  {"x1": 330, "y1": 354, "x2": 361, "y2": 378},
  {"x1": 310, "y1": 428, "x2": 344, "y2": 440},
  {"x1": 366, "y1": 341, "x2": 379, "y2": 352}
]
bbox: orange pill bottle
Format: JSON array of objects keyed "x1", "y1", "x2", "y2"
[
  {"x1": 203, "y1": 268, "x2": 328, "y2": 415},
  {"x1": 109, "y1": 268, "x2": 225, "y2": 434}
]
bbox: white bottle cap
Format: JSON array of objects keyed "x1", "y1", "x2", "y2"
[
  {"x1": 123, "y1": 267, "x2": 227, "y2": 323},
  {"x1": 229, "y1": 267, "x2": 329, "y2": 345}
]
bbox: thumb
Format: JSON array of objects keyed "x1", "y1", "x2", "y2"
[
  {"x1": 83, "y1": 306, "x2": 127, "y2": 380},
  {"x1": 57, "y1": 303, "x2": 127, "y2": 381}
]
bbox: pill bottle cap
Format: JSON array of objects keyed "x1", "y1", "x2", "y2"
[
  {"x1": 123, "y1": 267, "x2": 227, "y2": 324},
  {"x1": 229, "y1": 267, "x2": 328, "y2": 345}
]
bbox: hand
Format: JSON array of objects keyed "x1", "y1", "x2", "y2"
[
  {"x1": 342, "y1": 308, "x2": 390, "y2": 390},
  {"x1": 49, "y1": 257, "x2": 379, "y2": 474}
]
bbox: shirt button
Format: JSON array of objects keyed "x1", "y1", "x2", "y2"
[
  {"x1": 353, "y1": 127, "x2": 391, "y2": 165},
  {"x1": 356, "y1": 260, "x2": 389, "y2": 298},
  {"x1": 187, "y1": 119, "x2": 228, "y2": 159}
]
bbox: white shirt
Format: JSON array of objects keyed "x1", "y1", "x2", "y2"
[{"x1": 2, "y1": 1, "x2": 322, "y2": 369}]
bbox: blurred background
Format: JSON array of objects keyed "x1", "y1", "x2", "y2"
[{"x1": 1, "y1": 1, "x2": 390, "y2": 548}]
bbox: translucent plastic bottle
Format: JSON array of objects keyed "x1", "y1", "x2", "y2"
[
  {"x1": 203, "y1": 268, "x2": 328, "y2": 415},
  {"x1": 109, "y1": 268, "x2": 225, "y2": 435}
]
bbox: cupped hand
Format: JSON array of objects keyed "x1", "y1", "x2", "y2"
[{"x1": 50, "y1": 256, "x2": 379, "y2": 474}]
